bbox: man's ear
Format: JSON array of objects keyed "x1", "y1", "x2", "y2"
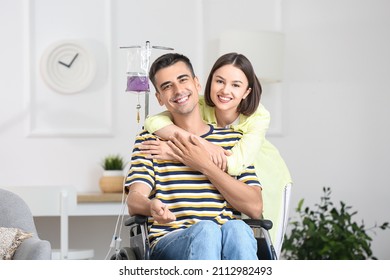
[
  {"x1": 194, "y1": 76, "x2": 202, "y2": 92},
  {"x1": 155, "y1": 91, "x2": 164, "y2": 106}
]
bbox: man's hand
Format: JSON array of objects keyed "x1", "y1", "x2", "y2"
[
  {"x1": 167, "y1": 133, "x2": 216, "y2": 174},
  {"x1": 198, "y1": 137, "x2": 231, "y2": 171},
  {"x1": 150, "y1": 198, "x2": 176, "y2": 224}
]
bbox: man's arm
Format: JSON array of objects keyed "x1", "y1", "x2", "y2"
[{"x1": 167, "y1": 133, "x2": 263, "y2": 219}]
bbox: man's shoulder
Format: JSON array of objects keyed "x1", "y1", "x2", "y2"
[
  {"x1": 137, "y1": 129, "x2": 157, "y2": 138},
  {"x1": 133, "y1": 130, "x2": 158, "y2": 143}
]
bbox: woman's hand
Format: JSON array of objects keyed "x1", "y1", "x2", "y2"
[
  {"x1": 167, "y1": 133, "x2": 211, "y2": 173},
  {"x1": 166, "y1": 133, "x2": 230, "y2": 173},
  {"x1": 139, "y1": 138, "x2": 175, "y2": 161}
]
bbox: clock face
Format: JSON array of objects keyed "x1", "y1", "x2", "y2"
[{"x1": 40, "y1": 40, "x2": 97, "y2": 94}]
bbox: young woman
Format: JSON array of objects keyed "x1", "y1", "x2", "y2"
[{"x1": 140, "y1": 53, "x2": 292, "y2": 244}]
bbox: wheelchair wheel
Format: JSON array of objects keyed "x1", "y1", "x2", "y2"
[{"x1": 110, "y1": 247, "x2": 137, "y2": 260}]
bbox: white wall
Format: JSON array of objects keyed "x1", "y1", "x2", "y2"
[
  {"x1": 282, "y1": 0, "x2": 390, "y2": 259},
  {"x1": 1, "y1": 0, "x2": 389, "y2": 259}
]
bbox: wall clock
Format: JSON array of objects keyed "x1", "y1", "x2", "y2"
[
  {"x1": 28, "y1": 0, "x2": 112, "y2": 136},
  {"x1": 40, "y1": 40, "x2": 97, "y2": 94}
]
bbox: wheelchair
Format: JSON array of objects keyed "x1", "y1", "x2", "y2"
[
  {"x1": 111, "y1": 182, "x2": 292, "y2": 260},
  {"x1": 111, "y1": 215, "x2": 278, "y2": 260}
]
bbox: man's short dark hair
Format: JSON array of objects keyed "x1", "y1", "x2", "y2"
[{"x1": 149, "y1": 53, "x2": 196, "y2": 90}]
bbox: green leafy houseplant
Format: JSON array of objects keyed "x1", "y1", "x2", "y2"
[
  {"x1": 101, "y1": 154, "x2": 125, "y2": 170},
  {"x1": 282, "y1": 187, "x2": 389, "y2": 260}
]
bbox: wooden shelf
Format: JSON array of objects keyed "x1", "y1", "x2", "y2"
[{"x1": 77, "y1": 192, "x2": 125, "y2": 203}]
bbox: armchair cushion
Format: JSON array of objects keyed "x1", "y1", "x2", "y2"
[{"x1": 0, "y1": 227, "x2": 32, "y2": 260}]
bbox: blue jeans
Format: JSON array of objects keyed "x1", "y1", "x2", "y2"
[{"x1": 150, "y1": 220, "x2": 258, "y2": 260}]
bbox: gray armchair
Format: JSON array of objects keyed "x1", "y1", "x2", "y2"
[{"x1": 0, "y1": 188, "x2": 52, "y2": 259}]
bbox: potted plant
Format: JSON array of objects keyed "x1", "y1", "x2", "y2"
[
  {"x1": 99, "y1": 154, "x2": 126, "y2": 193},
  {"x1": 282, "y1": 186, "x2": 389, "y2": 259}
]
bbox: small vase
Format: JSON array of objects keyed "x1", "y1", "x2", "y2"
[{"x1": 99, "y1": 170, "x2": 125, "y2": 193}]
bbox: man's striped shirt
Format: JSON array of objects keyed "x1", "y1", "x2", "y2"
[{"x1": 125, "y1": 125, "x2": 261, "y2": 247}]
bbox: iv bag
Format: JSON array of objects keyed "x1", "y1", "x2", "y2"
[{"x1": 125, "y1": 46, "x2": 151, "y2": 93}]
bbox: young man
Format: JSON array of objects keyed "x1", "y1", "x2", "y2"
[{"x1": 125, "y1": 53, "x2": 263, "y2": 260}]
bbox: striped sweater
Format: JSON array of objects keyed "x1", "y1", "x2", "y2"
[{"x1": 125, "y1": 124, "x2": 261, "y2": 247}]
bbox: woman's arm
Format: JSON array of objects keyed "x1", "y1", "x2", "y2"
[
  {"x1": 144, "y1": 110, "x2": 174, "y2": 135},
  {"x1": 142, "y1": 110, "x2": 230, "y2": 170},
  {"x1": 143, "y1": 103, "x2": 271, "y2": 175},
  {"x1": 226, "y1": 104, "x2": 271, "y2": 175},
  {"x1": 142, "y1": 111, "x2": 181, "y2": 161}
]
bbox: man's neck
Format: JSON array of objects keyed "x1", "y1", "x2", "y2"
[
  {"x1": 172, "y1": 107, "x2": 210, "y2": 136},
  {"x1": 178, "y1": 120, "x2": 210, "y2": 136}
]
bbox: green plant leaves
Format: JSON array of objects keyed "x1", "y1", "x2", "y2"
[
  {"x1": 101, "y1": 154, "x2": 125, "y2": 170},
  {"x1": 282, "y1": 186, "x2": 390, "y2": 259}
]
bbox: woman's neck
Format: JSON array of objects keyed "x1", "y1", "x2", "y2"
[{"x1": 215, "y1": 109, "x2": 239, "y2": 128}]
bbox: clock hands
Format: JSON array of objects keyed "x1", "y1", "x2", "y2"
[{"x1": 58, "y1": 53, "x2": 79, "y2": 68}]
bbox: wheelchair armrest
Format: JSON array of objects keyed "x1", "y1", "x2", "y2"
[
  {"x1": 124, "y1": 215, "x2": 148, "y2": 227},
  {"x1": 243, "y1": 219, "x2": 273, "y2": 231},
  {"x1": 124, "y1": 216, "x2": 273, "y2": 230}
]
